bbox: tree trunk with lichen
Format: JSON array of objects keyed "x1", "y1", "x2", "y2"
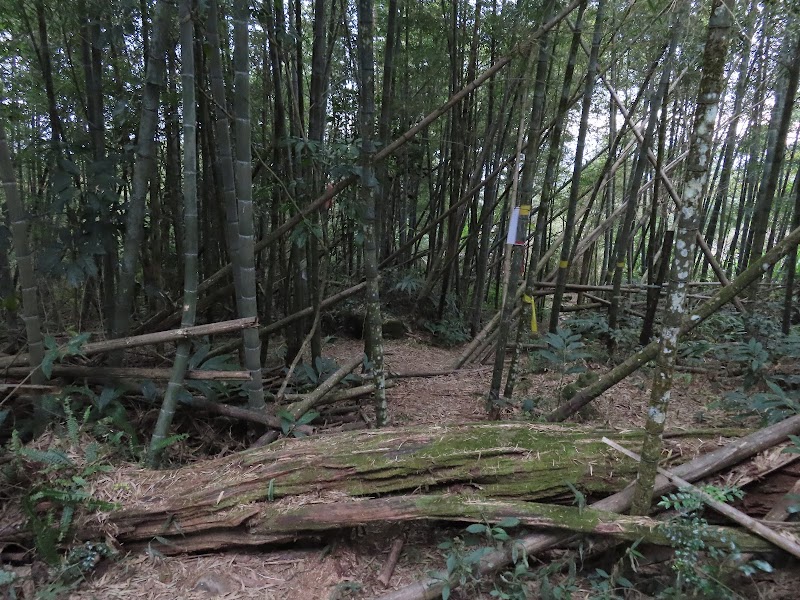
[{"x1": 630, "y1": 0, "x2": 735, "y2": 515}]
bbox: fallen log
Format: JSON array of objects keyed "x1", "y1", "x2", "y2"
[
  {"x1": 282, "y1": 380, "x2": 396, "y2": 405},
  {"x1": 284, "y1": 356, "x2": 363, "y2": 418},
  {"x1": 604, "y1": 437, "x2": 800, "y2": 559},
  {"x1": 377, "y1": 414, "x2": 800, "y2": 600},
  {"x1": 379, "y1": 536, "x2": 406, "y2": 588},
  {"x1": 0, "y1": 425, "x2": 762, "y2": 555},
  {"x1": 105, "y1": 423, "x2": 645, "y2": 509},
  {"x1": 1, "y1": 365, "x2": 251, "y2": 381},
  {"x1": 2, "y1": 423, "x2": 731, "y2": 550},
  {"x1": 87, "y1": 493, "x2": 779, "y2": 555}
]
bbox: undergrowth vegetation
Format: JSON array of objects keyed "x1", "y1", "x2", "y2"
[{"x1": 4, "y1": 300, "x2": 800, "y2": 598}]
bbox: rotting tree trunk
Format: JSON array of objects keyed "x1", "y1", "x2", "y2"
[
  {"x1": 63, "y1": 493, "x2": 779, "y2": 556},
  {"x1": 3, "y1": 423, "x2": 750, "y2": 551},
  {"x1": 376, "y1": 413, "x2": 800, "y2": 600},
  {"x1": 114, "y1": 422, "x2": 647, "y2": 504},
  {"x1": 631, "y1": 0, "x2": 735, "y2": 515}
]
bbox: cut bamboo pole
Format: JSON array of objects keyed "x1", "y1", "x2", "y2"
[
  {"x1": 0, "y1": 317, "x2": 258, "y2": 369},
  {"x1": 602, "y1": 437, "x2": 800, "y2": 560},
  {"x1": 1, "y1": 365, "x2": 251, "y2": 381}
]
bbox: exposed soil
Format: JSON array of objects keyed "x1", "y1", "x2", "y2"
[{"x1": 3, "y1": 334, "x2": 799, "y2": 600}]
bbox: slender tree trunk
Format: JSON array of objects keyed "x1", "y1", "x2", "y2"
[
  {"x1": 744, "y1": 22, "x2": 800, "y2": 277},
  {"x1": 607, "y1": 24, "x2": 680, "y2": 334},
  {"x1": 531, "y1": 6, "x2": 583, "y2": 328},
  {"x1": 307, "y1": 0, "x2": 329, "y2": 367},
  {"x1": 632, "y1": 0, "x2": 734, "y2": 514},
  {"x1": 148, "y1": 0, "x2": 199, "y2": 465},
  {"x1": 549, "y1": 0, "x2": 605, "y2": 332},
  {"x1": 782, "y1": 167, "x2": 800, "y2": 334},
  {"x1": 31, "y1": 0, "x2": 65, "y2": 144},
  {"x1": 206, "y1": 0, "x2": 244, "y2": 318},
  {"x1": 232, "y1": 0, "x2": 266, "y2": 409},
  {"x1": 485, "y1": 44, "x2": 540, "y2": 420},
  {"x1": 112, "y1": 0, "x2": 173, "y2": 358},
  {"x1": 639, "y1": 230, "x2": 673, "y2": 345},
  {"x1": 357, "y1": 0, "x2": 388, "y2": 426},
  {"x1": 0, "y1": 101, "x2": 45, "y2": 400},
  {"x1": 701, "y1": 0, "x2": 757, "y2": 279}
]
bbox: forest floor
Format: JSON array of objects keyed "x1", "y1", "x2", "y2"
[{"x1": 8, "y1": 335, "x2": 800, "y2": 599}]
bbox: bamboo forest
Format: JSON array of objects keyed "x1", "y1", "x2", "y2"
[{"x1": 3, "y1": 0, "x2": 800, "y2": 597}]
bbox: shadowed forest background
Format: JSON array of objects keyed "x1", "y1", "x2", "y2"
[{"x1": 2, "y1": 0, "x2": 800, "y2": 598}]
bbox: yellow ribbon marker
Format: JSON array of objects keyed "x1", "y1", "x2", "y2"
[
  {"x1": 519, "y1": 205, "x2": 531, "y2": 216},
  {"x1": 617, "y1": 262, "x2": 625, "y2": 268},
  {"x1": 523, "y1": 294, "x2": 538, "y2": 334},
  {"x1": 559, "y1": 260, "x2": 569, "y2": 268}
]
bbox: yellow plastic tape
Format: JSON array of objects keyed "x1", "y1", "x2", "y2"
[
  {"x1": 519, "y1": 205, "x2": 531, "y2": 216},
  {"x1": 559, "y1": 260, "x2": 569, "y2": 268},
  {"x1": 617, "y1": 262, "x2": 625, "y2": 268},
  {"x1": 523, "y1": 294, "x2": 538, "y2": 334}
]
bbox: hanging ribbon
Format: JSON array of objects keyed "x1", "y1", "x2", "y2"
[{"x1": 522, "y1": 294, "x2": 538, "y2": 334}]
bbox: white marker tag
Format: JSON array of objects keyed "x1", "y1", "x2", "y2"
[{"x1": 507, "y1": 207, "x2": 520, "y2": 245}]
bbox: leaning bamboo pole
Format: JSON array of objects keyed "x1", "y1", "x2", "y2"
[{"x1": 547, "y1": 222, "x2": 800, "y2": 422}]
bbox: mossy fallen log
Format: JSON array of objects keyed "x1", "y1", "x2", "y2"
[
  {"x1": 97, "y1": 425, "x2": 737, "y2": 544},
  {"x1": 107, "y1": 424, "x2": 649, "y2": 513},
  {"x1": 0, "y1": 423, "x2": 744, "y2": 552}
]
